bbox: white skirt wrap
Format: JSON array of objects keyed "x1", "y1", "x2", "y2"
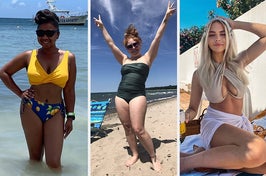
[{"x1": 200, "y1": 107, "x2": 253, "y2": 149}]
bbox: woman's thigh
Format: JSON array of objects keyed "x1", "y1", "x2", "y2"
[
  {"x1": 20, "y1": 102, "x2": 43, "y2": 159},
  {"x1": 115, "y1": 96, "x2": 130, "y2": 123},
  {"x1": 129, "y1": 96, "x2": 147, "y2": 129},
  {"x1": 211, "y1": 123, "x2": 258, "y2": 148},
  {"x1": 43, "y1": 112, "x2": 64, "y2": 162}
]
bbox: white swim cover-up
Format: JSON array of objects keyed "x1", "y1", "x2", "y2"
[{"x1": 200, "y1": 106, "x2": 253, "y2": 149}]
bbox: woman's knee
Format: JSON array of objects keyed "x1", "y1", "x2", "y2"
[
  {"x1": 29, "y1": 155, "x2": 42, "y2": 162},
  {"x1": 244, "y1": 137, "x2": 266, "y2": 167},
  {"x1": 46, "y1": 158, "x2": 61, "y2": 169},
  {"x1": 122, "y1": 122, "x2": 134, "y2": 134},
  {"x1": 29, "y1": 148, "x2": 43, "y2": 161},
  {"x1": 132, "y1": 126, "x2": 145, "y2": 137}
]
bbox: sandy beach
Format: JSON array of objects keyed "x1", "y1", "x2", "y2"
[{"x1": 90, "y1": 98, "x2": 177, "y2": 176}]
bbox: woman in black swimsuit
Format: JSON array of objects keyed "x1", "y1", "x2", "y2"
[{"x1": 93, "y1": 1, "x2": 175, "y2": 172}]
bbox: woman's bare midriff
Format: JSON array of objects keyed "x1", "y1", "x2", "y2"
[
  {"x1": 210, "y1": 95, "x2": 243, "y2": 116},
  {"x1": 30, "y1": 84, "x2": 63, "y2": 103}
]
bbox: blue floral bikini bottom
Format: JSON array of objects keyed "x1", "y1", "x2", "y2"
[{"x1": 22, "y1": 98, "x2": 65, "y2": 123}]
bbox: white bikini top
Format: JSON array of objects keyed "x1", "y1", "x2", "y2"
[{"x1": 204, "y1": 61, "x2": 246, "y2": 103}]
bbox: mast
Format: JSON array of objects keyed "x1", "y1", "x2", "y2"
[{"x1": 46, "y1": 0, "x2": 57, "y2": 11}]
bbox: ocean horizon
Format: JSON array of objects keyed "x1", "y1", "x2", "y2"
[{"x1": 91, "y1": 86, "x2": 177, "y2": 115}]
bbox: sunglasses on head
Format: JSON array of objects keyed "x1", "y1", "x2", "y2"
[
  {"x1": 126, "y1": 42, "x2": 139, "y2": 49},
  {"x1": 36, "y1": 30, "x2": 58, "y2": 37}
]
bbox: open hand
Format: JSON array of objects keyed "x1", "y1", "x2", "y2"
[
  {"x1": 93, "y1": 15, "x2": 104, "y2": 29},
  {"x1": 166, "y1": 1, "x2": 176, "y2": 18},
  {"x1": 64, "y1": 119, "x2": 73, "y2": 139}
]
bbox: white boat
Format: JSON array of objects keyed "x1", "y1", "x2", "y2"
[{"x1": 46, "y1": 0, "x2": 87, "y2": 25}]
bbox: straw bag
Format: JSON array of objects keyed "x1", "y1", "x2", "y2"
[
  {"x1": 180, "y1": 108, "x2": 207, "y2": 141},
  {"x1": 251, "y1": 109, "x2": 266, "y2": 139},
  {"x1": 253, "y1": 125, "x2": 266, "y2": 139}
]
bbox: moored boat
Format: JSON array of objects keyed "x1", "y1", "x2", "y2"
[{"x1": 46, "y1": 0, "x2": 87, "y2": 25}]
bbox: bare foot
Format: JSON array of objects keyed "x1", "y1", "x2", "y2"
[
  {"x1": 151, "y1": 155, "x2": 162, "y2": 172},
  {"x1": 125, "y1": 155, "x2": 138, "y2": 167}
]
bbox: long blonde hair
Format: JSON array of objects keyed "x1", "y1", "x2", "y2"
[{"x1": 197, "y1": 18, "x2": 248, "y2": 89}]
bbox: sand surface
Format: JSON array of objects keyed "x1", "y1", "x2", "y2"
[{"x1": 90, "y1": 98, "x2": 177, "y2": 176}]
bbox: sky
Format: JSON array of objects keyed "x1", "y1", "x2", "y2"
[
  {"x1": 180, "y1": 0, "x2": 228, "y2": 29},
  {"x1": 0, "y1": 0, "x2": 88, "y2": 18},
  {"x1": 90, "y1": 0, "x2": 177, "y2": 93}
]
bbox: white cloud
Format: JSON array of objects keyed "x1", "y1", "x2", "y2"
[
  {"x1": 130, "y1": 0, "x2": 167, "y2": 17},
  {"x1": 94, "y1": 0, "x2": 171, "y2": 41},
  {"x1": 99, "y1": 0, "x2": 115, "y2": 26},
  {"x1": 18, "y1": 2, "x2": 25, "y2": 6},
  {"x1": 11, "y1": 0, "x2": 26, "y2": 6},
  {"x1": 129, "y1": 0, "x2": 169, "y2": 39},
  {"x1": 11, "y1": 0, "x2": 18, "y2": 4}
]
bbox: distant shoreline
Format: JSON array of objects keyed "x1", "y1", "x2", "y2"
[
  {"x1": 104, "y1": 96, "x2": 177, "y2": 118},
  {"x1": 91, "y1": 85, "x2": 177, "y2": 94}
]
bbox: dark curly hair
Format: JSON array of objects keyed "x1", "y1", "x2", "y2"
[
  {"x1": 34, "y1": 9, "x2": 59, "y2": 29},
  {"x1": 123, "y1": 24, "x2": 142, "y2": 47}
]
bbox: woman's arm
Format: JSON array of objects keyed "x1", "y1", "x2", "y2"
[
  {"x1": 226, "y1": 18, "x2": 266, "y2": 66},
  {"x1": 144, "y1": 1, "x2": 176, "y2": 65},
  {"x1": 63, "y1": 52, "x2": 76, "y2": 138},
  {"x1": 185, "y1": 70, "x2": 203, "y2": 122},
  {"x1": 93, "y1": 15, "x2": 127, "y2": 65},
  {"x1": 0, "y1": 51, "x2": 30, "y2": 98}
]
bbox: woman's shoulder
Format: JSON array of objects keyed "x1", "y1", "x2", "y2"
[
  {"x1": 16, "y1": 50, "x2": 34, "y2": 59},
  {"x1": 193, "y1": 69, "x2": 200, "y2": 75},
  {"x1": 59, "y1": 50, "x2": 76, "y2": 65},
  {"x1": 59, "y1": 49, "x2": 75, "y2": 59}
]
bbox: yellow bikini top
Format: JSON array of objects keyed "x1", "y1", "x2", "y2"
[{"x1": 27, "y1": 49, "x2": 69, "y2": 88}]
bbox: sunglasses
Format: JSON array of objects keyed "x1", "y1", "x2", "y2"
[
  {"x1": 126, "y1": 42, "x2": 139, "y2": 49},
  {"x1": 36, "y1": 30, "x2": 58, "y2": 37}
]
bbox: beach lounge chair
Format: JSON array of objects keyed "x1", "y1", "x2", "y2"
[{"x1": 90, "y1": 99, "x2": 111, "y2": 137}]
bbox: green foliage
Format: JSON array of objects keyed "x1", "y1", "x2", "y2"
[
  {"x1": 217, "y1": 0, "x2": 265, "y2": 19},
  {"x1": 180, "y1": 26, "x2": 204, "y2": 54},
  {"x1": 180, "y1": 0, "x2": 265, "y2": 54}
]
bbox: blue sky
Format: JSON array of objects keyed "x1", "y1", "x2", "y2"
[
  {"x1": 90, "y1": 0, "x2": 177, "y2": 93},
  {"x1": 0, "y1": 0, "x2": 87, "y2": 18},
  {"x1": 180, "y1": 0, "x2": 227, "y2": 29}
]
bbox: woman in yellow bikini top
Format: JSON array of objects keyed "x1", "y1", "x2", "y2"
[
  {"x1": 0, "y1": 9, "x2": 77, "y2": 170},
  {"x1": 27, "y1": 49, "x2": 69, "y2": 88}
]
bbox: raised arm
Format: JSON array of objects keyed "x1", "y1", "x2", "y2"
[
  {"x1": 185, "y1": 70, "x2": 203, "y2": 122},
  {"x1": 226, "y1": 18, "x2": 266, "y2": 66},
  {"x1": 144, "y1": 1, "x2": 176, "y2": 65},
  {"x1": 93, "y1": 15, "x2": 127, "y2": 65}
]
